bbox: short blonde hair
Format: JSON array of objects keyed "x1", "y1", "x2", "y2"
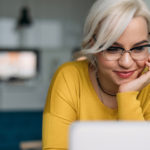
[{"x1": 80, "y1": 0, "x2": 150, "y2": 66}]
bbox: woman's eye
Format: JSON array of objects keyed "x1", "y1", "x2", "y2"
[
  {"x1": 135, "y1": 46, "x2": 144, "y2": 50},
  {"x1": 132, "y1": 46, "x2": 146, "y2": 53},
  {"x1": 106, "y1": 47, "x2": 121, "y2": 53}
]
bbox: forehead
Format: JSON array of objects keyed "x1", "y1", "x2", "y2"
[{"x1": 116, "y1": 16, "x2": 148, "y2": 46}]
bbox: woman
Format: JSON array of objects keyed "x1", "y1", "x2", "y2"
[{"x1": 43, "y1": 0, "x2": 150, "y2": 149}]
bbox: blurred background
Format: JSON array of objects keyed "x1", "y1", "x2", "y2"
[
  {"x1": 0, "y1": 0, "x2": 95, "y2": 149},
  {"x1": 0, "y1": 0, "x2": 149, "y2": 150}
]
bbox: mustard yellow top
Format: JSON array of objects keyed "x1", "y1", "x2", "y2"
[{"x1": 42, "y1": 60, "x2": 150, "y2": 150}]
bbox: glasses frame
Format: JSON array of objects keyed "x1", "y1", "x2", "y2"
[
  {"x1": 92, "y1": 34, "x2": 150, "y2": 61},
  {"x1": 101, "y1": 44, "x2": 150, "y2": 61}
]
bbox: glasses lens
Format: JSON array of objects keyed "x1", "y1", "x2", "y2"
[
  {"x1": 102, "y1": 48, "x2": 122, "y2": 60},
  {"x1": 102, "y1": 46, "x2": 149, "y2": 61},
  {"x1": 131, "y1": 47, "x2": 149, "y2": 60}
]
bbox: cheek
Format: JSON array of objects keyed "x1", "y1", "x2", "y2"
[
  {"x1": 96, "y1": 54, "x2": 116, "y2": 70},
  {"x1": 99, "y1": 61, "x2": 115, "y2": 70},
  {"x1": 97, "y1": 53, "x2": 117, "y2": 68},
  {"x1": 136, "y1": 60, "x2": 147, "y2": 77},
  {"x1": 136, "y1": 60, "x2": 146, "y2": 68}
]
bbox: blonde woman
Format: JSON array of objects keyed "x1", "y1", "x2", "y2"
[{"x1": 43, "y1": 0, "x2": 150, "y2": 149}]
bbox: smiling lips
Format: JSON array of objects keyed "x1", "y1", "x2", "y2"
[{"x1": 115, "y1": 71, "x2": 135, "y2": 79}]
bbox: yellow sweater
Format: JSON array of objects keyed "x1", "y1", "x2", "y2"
[{"x1": 42, "y1": 60, "x2": 150, "y2": 150}]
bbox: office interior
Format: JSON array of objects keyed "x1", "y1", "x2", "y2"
[{"x1": 0, "y1": 0, "x2": 150, "y2": 150}]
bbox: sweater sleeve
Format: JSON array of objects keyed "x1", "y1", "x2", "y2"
[
  {"x1": 42, "y1": 63, "x2": 79, "y2": 150},
  {"x1": 117, "y1": 89, "x2": 150, "y2": 120}
]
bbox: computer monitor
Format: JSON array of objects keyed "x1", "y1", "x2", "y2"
[
  {"x1": 0, "y1": 48, "x2": 39, "y2": 81},
  {"x1": 69, "y1": 121, "x2": 150, "y2": 150}
]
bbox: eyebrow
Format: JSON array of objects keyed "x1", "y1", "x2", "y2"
[
  {"x1": 113, "y1": 40, "x2": 149, "y2": 47},
  {"x1": 133, "y1": 40, "x2": 149, "y2": 46}
]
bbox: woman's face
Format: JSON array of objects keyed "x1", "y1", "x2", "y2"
[{"x1": 96, "y1": 16, "x2": 149, "y2": 87}]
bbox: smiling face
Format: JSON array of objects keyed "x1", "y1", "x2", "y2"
[{"x1": 96, "y1": 16, "x2": 149, "y2": 90}]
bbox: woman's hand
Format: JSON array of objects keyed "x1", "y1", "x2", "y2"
[{"x1": 118, "y1": 57, "x2": 150, "y2": 93}]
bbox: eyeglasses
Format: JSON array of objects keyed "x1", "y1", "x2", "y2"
[{"x1": 101, "y1": 44, "x2": 150, "y2": 61}]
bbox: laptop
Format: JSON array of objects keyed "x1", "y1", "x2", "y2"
[{"x1": 69, "y1": 121, "x2": 150, "y2": 150}]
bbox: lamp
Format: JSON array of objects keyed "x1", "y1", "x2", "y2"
[
  {"x1": 17, "y1": 6, "x2": 32, "y2": 28},
  {"x1": 16, "y1": 2, "x2": 33, "y2": 48}
]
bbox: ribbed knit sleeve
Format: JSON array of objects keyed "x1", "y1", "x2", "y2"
[{"x1": 117, "y1": 91, "x2": 145, "y2": 120}]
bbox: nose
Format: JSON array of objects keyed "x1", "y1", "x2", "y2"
[{"x1": 118, "y1": 52, "x2": 134, "y2": 69}]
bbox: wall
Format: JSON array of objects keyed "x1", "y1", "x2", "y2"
[
  {"x1": 0, "y1": 0, "x2": 95, "y2": 111},
  {"x1": 0, "y1": 1, "x2": 95, "y2": 149},
  {"x1": 145, "y1": 0, "x2": 150, "y2": 8},
  {"x1": 0, "y1": 0, "x2": 94, "y2": 48}
]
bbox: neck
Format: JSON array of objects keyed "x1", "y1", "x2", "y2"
[{"x1": 96, "y1": 72, "x2": 117, "y2": 96}]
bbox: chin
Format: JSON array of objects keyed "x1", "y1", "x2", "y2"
[{"x1": 115, "y1": 78, "x2": 134, "y2": 86}]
